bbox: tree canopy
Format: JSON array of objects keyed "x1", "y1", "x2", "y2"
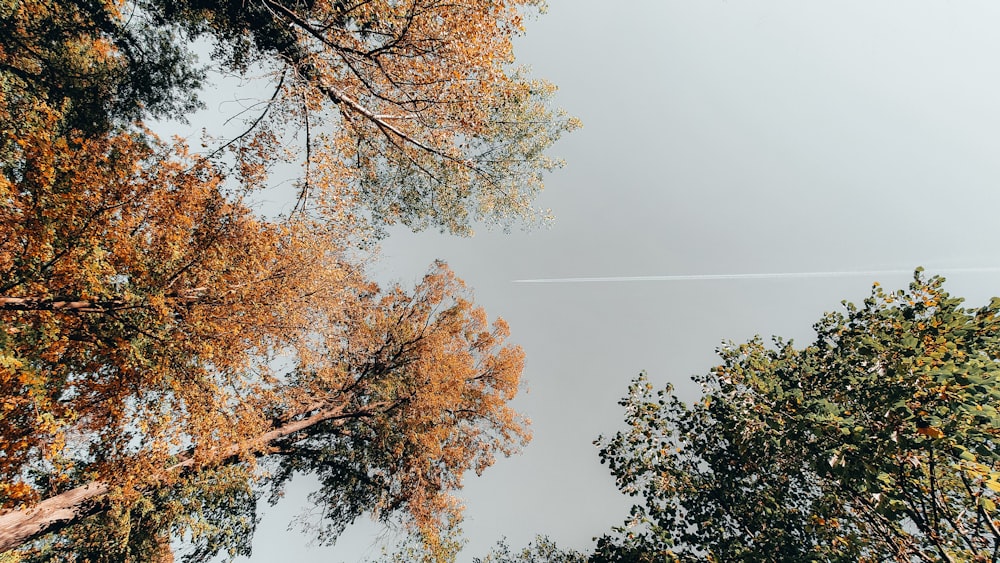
[
  {"x1": 473, "y1": 536, "x2": 588, "y2": 563},
  {"x1": 3, "y1": 0, "x2": 577, "y2": 235},
  {"x1": 0, "y1": 120, "x2": 530, "y2": 557},
  {"x1": 0, "y1": 0, "x2": 570, "y2": 560},
  {"x1": 597, "y1": 271, "x2": 1000, "y2": 562}
]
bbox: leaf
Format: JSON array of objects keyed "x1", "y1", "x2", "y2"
[
  {"x1": 982, "y1": 498, "x2": 997, "y2": 513},
  {"x1": 917, "y1": 426, "x2": 945, "y2": 439}
]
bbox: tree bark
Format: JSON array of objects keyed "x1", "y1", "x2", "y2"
[{"x1": 0, "y1": 482, "x2": 110, "y2": 553}]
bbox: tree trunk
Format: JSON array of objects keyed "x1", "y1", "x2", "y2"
[
  {"x1": 0, "y1": 482, "x2": 110, "y2": 553},
  {"x1": 0, "y1": 399, "x2": 394, "y2": 553},
  {"x1": 0, "y1": 289, "x2": 206, "y2": 313}
]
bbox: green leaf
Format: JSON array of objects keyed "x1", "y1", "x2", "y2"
[{"x1": 981, "y1": 497, "x2": 996, "y2": 513}]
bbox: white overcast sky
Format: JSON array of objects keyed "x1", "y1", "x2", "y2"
[{"x1": 170, "y1": 1, "x2": 1000, "y2": 560}]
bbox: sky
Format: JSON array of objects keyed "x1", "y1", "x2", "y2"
[{"x1": 169, "y1": 1, "x2": 1000, "y2": 560}]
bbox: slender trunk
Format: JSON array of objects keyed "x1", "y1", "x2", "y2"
[
  {"x1": 0, "y1": 296, "x2": 127, "y2": 313},
  {"x1": 0, "y1": 399, "x2": 394, "y2": 553},
  {"x1": 0, "y1": 289, "x2": 205, "y2": 313}
]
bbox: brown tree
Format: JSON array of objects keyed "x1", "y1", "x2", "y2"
[
  {"x1": 0, "y1": 76, "x2": 529, "y2": 563},
  {"x1": 0, "y1": 0, "x2": 569, "y2": 558}
]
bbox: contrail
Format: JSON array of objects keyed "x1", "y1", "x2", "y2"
[{"x1": 513, "y1": 267, "x2": 1000, "y2": 284}]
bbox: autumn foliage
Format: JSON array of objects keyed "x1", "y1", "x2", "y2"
[{"x1": 0, "y1": 0, "x2": 567, "y2": 560}]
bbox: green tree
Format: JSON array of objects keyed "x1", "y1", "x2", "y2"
[
  {"x1": 598, "y1": 271, "x2": 1000, "y2": 562},
  {"x1": 0, "y1": 0, "x2": 203, "y2": 134},
  {"x1": 473, "y1": 536, "x2": 589, "y2": 563}
]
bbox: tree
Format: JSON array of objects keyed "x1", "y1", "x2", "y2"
[
  {"x1": 472, "y1": 536, "x2": 588, "y2": 563},
  {"x1": 2, "y1": 0, "x2": 578, "y2": 235},
  {"x1": 155, "y1": 0, "x2": 580, "y2": 235},
  {"x1": 0, "y1": 0, "x2": 203, "y2": 134},
  {"x1": 0, "y1": 0, "x2": 567, "y2": 558},
  {"x1": 1, "y1": 257, "x2": 527, "y2": 560},
  {"x1": 597, "y1": 271, "x2": 1000, "y2": 562},
  {"x1": 0, "y1": 107, "x2": 528, "y2": 559}
]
